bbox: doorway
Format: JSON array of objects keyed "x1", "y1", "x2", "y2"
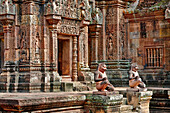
[{"x1": 58, "y1": 39, "x2": 71, "y2": 76}]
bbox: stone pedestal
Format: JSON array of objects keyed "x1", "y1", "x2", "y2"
[
  {"x1": 84, "y1": 92, "x2": 123, "y2": 113},
  {"x1": 126, "y1": 90, "x2": 153, "y2": 113}
]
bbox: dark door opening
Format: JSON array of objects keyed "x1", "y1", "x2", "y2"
[{"x1": 58, "y1": 39, "x2": 70, "y2": 76}]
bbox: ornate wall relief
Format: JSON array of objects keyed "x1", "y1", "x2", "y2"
[
  {"x1": 45, "y1": 0, "x2": 91, "y2": 21},
  {"x1": 119, "y1": 15, "x2": 126, "y2": 60},
  {"x1": 19, "y1": 1, "x2": 41, "y2": 64},
  {"x1": 106, "y1": 7, "x2": 117, "y2": 60},
  {"x1": 18, "y1": 27, "x2": 29, "y2": 62},
  {"x1": 58, "y1": 18, "x2": 80, "y2": 35}
]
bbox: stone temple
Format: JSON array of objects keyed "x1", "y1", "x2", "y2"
[{"x1": 0, "y1": 0, "x2": 169, "y2": 112}]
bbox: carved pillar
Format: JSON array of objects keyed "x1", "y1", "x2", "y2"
[
  {"x1": 49, "y1": 28, "x2": 58, "y2": 66},
  {"x1": 2, "y1": 24, "x2": 14, "y2": 92},
  {"x1": 95, "y1": 5, "x2": 107, "y2": 61},
  {"x1": 96, "y1": 0, "x2": 128, "y2": 61},
  {"x1": 84, "y1": 26, "x2": 89, "y2": 68},
  {"x1": 2, "y1": 24, "x2": 14, "y2": 62},
  {"x1": 117, "y1": 7, "x2": 120, "y2": 61},
  {"x1": 0, "y1": 0, "x2": 15, "y2": 92},
  {"x1": 102, "y1": 7, "x2": 107, "y2": 61},
  {"x1": 72, "y1": 36, "x2": 78, "y2": 81},
  {"x1": 89, "y1": 24, "x2": 102, "y2": 63},
  {"x1": 79, "y1": 20, "x2": 90, "y2": 70}
]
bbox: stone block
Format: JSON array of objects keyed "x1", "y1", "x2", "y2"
[
  {"x1": 51, "y1": 82, "x2": 61, "y2": 92},
  {"x1": 84, "y1": 93, "x2": 123, "y2": 113},
  {"x1": 126, "y1": 90, "x2": 153, "y2": 113},
  {"x1": 78, "y1": 71, "x2": 94, "y2": 81},
  {"x1": 61, "y1": 82, "x2": 73, "y2": 92}
]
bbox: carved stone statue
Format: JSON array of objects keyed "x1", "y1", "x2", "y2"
[
  {"x1": 129, "y1": 63, "x2": 147, "y2": 91},
  {"x1": 94, "y1": 63, "x2": 114, "y2": 92}
]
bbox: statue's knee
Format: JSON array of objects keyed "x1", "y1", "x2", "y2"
[{"x1": 101, "y1": 81, "x2": 107, "y2": 85}]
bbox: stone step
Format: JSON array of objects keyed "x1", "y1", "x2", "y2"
[
  {"x1": 141, "y1": 75, "x2": 167, "y2": 81},
  {"x1": 150, "y1": 108, "x2": 170, "y2": 113},
  {"x1": 61, "y1": 75, "x2": 72, "y2": 82},
  {"x1": 90, "y1": 60, "x2": 131, "y2": 71},
  {"x1": 120, "y1": 105, "x2": 133, "y2": 112},
  {"x1": 32, "y1": 106, "x2": 83, "y2": 113},
  {"x1": 145, "y1": 80, "x2": 170, "y2": 87},
  {"x1": 91, "y1": 69, "x2": 130, "y2": 72},
  {"x1": 148, "y1": 87, "x2": 170, "y2": 98}
]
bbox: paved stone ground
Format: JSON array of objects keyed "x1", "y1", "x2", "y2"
[{"x1": 0, "y1": 87, "x2": 169, "y2": 112}]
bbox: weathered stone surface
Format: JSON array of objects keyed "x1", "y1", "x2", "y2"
[
  {"x1": 84, "y1": 93, "x2": 123, "y2": 113},
  {"x1": 148, "y1": 88, "x2": 170, "y2": 110},
  {"x1": 93, "y1": 91, "x2": 119, "y2": 96},
  {"x1": 0, "y1": 92, "x2": 86, "y2": 112},
  {"x1": 127, "y1": 91, "x2": 153, "y2": 113},
  {"x1": 61, "y1": 82, "x2": 73, "y2": 92}
]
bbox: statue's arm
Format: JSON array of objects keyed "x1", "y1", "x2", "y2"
[
  {"x1": 94, "y1": 72, "x2": 106, "y2": 82},
  {"x1": 129, "y1": 71, "x2": 136, "y2": 80}
]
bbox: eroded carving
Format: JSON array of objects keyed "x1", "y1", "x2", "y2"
[{"x1": 0, "y1": 0, "x2": 15, "y2": 14}]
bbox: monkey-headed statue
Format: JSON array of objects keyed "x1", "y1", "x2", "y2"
[
  {"x1": 94, "y1": 63, "x2": 114, "y2": 92},
  {"x1": 129, "y1": 63, "x2": 147, "y2": 91}
]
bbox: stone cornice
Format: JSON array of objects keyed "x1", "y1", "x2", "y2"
[
  {"x1": 124, "y1": 9, "x2": 165, "y2": 22},
  {"x1": 96, "y1": 0, "x2": 127, "y2": 8}
]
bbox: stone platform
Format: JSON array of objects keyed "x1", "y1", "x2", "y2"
[
  {"x1": 0, "y1": 92, "x2": 89, "y2": 112},
  {"x1": 0, "y1": 88, "x2": 155, "y2": 113}
]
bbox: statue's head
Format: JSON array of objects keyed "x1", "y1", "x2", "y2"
[
  {"x1": 98, "y1": 63, "x2": 107, "y2": 72},
  {"x1": 131, "y1": 63, "x2": 138, "y2": 71}
]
